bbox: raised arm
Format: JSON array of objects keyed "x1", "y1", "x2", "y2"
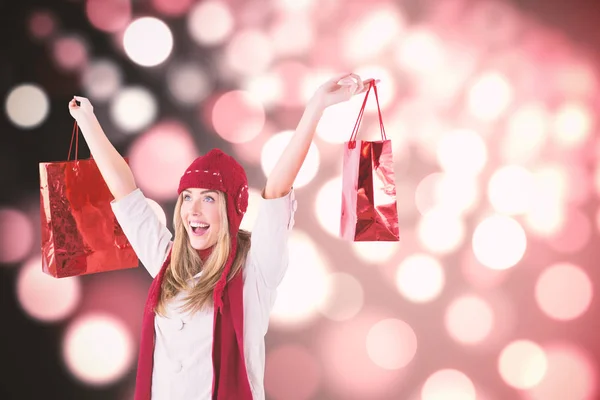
[
  {"x1": 68, "y1": 96, "x2": 137, "y2": 201},
  {"x1": 263, "y1": 73, "x2": 377, "y2": 199}
]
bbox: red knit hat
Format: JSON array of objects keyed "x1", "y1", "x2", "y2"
[{"x1": 177, "y1": 148, "x2": 249, "y2": 310}]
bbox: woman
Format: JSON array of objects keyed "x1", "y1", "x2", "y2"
[{"x1": 68, "y1": 73, "x2": 376, "y2": 400}]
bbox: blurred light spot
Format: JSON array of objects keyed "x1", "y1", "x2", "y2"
[
  {"x1": 314, "y1": 177, "x2": 342, "y2": 237},
  {"x1": 0, "y1": 208, "x2": 34, "y2": 264},
  {"x1": 145, "y1": 198, "x2": 167, "y2": 226},
  {"x1": 524, "y1": 343, "x2": 597, "y2": 400},
  {"x1": 552, "y1": 102, "x2": 593, "y2": 148},
  {"x1": 555, "y1": 62, "x2": 598, "y2": 100},
  {"x1": 271, "y1": 230, "x2": 330, "y2": 328},
  {"x1": 63, "y1": 313, "x2": 134, "y2": 386},
  {"x1": 535, "y1": 263, "x2": 592, "y2": 321},
  {"x1": 17, "y1": 256, "x2": 81, "y2": 322},
  {"x1": 421, "y1": 369, "x2": 476, "y2": 400},
  {"x1": 352, "y1": 241, "x2": 398, "y2": 264},
  {"x1": 545, "y1": 208, "x2": 591, "y2": 254},
  {"x1": 417, "y1": 208, "x2": 465, "y2": 255},
  {"x1": 211, "y1": 90, "x2": 265, "y2": 143},
  {"x1": 524, "y1": 166, "x2": 568, "y2": 237},
  {"x1": 396, "y1": 27, "x2": 443, "y2": 75},
  {"x1": 436, "y1": 129, "x2": 487, "y2": 176},
  {"x1": 53, "y1": 35, "x2": 88, "y2": 72},
  {"x1": 86, "y1": 0, "x2": 131, "y2": 33},
  {"x1": 366, "y1": 318, "x2": 417, "y2": 370},
  {"x1": 261, "y1": 130, "x2": 319, "y2": 188},
  {"x1": 445, "y1": 295, "x2": 494, "y2": 345},
  {"x1": 319, "y1": 311, "x2": 405, "y2": 398},
  {"x1": 123, "y1": 17, "x2": 173, "y2": 67},
  {"x1": 128, "y1": 121, "x2": 198, "y2": 201},
  {"x1": 435, "y1": 173, "x2": 480, "y2": 216},
  {"x1": 275, "y1": 0, "x2": 315, "y2": 11},
  {"x1": 28, "y1": 11, "x2": 56, "y2": 39},
  {"x1": 225, "y1": 29, "x2": 273, "y2": 76},
  {"x1": 239, "y1": 188, "x2": 262, "y2": 232},
  {"x1": 498, "y1": 340, "x2": 547, "y2": 389},
  {"x1": 472, "y1": 215, "x2": 526, "y2": 270},
  {"x1": 151, "y1": 0, "x2": 193, "y2": 16},
  {"x1": 488, "y1": 165, "x2": 535, "y2": 215},
  {"x1": 265, "y1": 344, "x2": 321, "y2": 400},
  {"x1": 242, "y1": 73, "x2": 284, "y2": 109},
  {"x1": 342, "y1": 5, "x2": 405, "y2": 63},
  {"x1": 564, "y1": 164, "x2": 591, "y2": 206},
  {"x1": 468, "y1": 71, "x2": 513, "y2": 121},
  {"x1": 269, "y1": 13, "x2": 314, "y2": 57},
  {"x1": 316, "y1": 99, "x2": 364, "y2": 143},
  {"x1": 415, "y1": 172, "x2": 442, "y2": 215},
  {"x1": 395, "y1": 253, "x2": 444, "y2": 303},
  {"x1": 5, "y1": 84, "x2": 50, "y2": 129},
  {"x1": 318, "y1": 272, "x2": 363, "y2": 321},
  {"x1": 82, "y1": 59, "x2": 122, "y2": 101},
  {"x1": 110, "y1": 86, "x2": 157, "y2": 133},
  {"x1": 461, "y1": 250, "x2": 509, "y2": 289},
  {"x1": 232, "y1": 123, "x2": 273, "y2": 165},
  {"x1": 501, "y1": 103, "x2": 548, "y2": 164},
  {"x1": 354, "y1": 65, "x2": 396, "y2": 111},
  {"x1": 188, "y1": 0, "x2": 233, "y2": 46},
  {"x1": 269, "y1": 61, "x2": 310, "y2": 109},
  {"x1": 167, "y1": 63, "x2": 211, "y2": 105},
  {"x1": 76, "y1": 271, "x2": 148, "y2": 342}
]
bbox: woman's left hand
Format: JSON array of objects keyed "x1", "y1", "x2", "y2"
[{"x1": 309, "y1": 73, "x2": 379, "y2": 110}]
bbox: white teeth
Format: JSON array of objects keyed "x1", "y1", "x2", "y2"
[{"x1": 189, "y1": 222, "x2": 209, "y2": 228}]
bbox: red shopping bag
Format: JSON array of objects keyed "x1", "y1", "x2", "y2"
[
  {"x1": 340, "y1": 81, "x2": 400, "y2": 241},
  {"x1": 39, "y1": 122, "x2": 138, "y2": 278}
]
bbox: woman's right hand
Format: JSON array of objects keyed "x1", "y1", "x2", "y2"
[{"x1": 68, "y1": 96, "x2": 95, "y2": 123}]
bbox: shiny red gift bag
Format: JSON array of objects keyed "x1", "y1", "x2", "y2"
[
  {"x1": 340, "y1": 81, "x2": 400, "y2": 241},
  {"x1": 39, "y1": 123, "x2": 138, "y2": 278}
]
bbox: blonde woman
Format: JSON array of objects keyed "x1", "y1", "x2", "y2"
[{"x1": 68, "y1": 73, "x2": 375, "y2": 400}]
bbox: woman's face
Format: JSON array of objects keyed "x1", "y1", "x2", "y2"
[{"x1": 179, "y1": 188, "x2": 223, "y2": 250}]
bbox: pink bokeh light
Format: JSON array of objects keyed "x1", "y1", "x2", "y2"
[
  {"x1": 545, "y1": 207, "x2": 591, "y2": 254},
  {"x1": 264, "y1": 344, "x2": 321, "y2": 400},
  {"x1": 16, "y1": 256, "x2": 81, "y2": 322},
  {"x1": 211, "y1": 90, "x2": 265, "y2": 143},
  {"x1": 28, "y1": 11, "x2": 56, "y2": 40},
  {"x1": 75, "y1": 270, "x2": 148, "y2": 343},
  {"x1": 86, "y1": 0, "x2": 131, "y2": 33},
  {"x1": 270, "y1": 61, "x2": 310, "y2": 109},
  {"x1": 535, "y1": 263, "x2": 593, "y2": 321},
  {"x1": 53, "y1": 36, "x2": 88, "y2": 72},
  {"x1": 0, "y1": 208, "x2": 34, "y2": 264},
  {"x1": 128, "y1": 120, "x2": 199, "y2": 201},
  {"x1": 524, "y1": 343, "x2": 597, "y2": 400},
  {"x1": 319, "y1": 309, "x2": 407, "y2": 399},
  {"x1": 62, "y1": 312, "x2": 135, "y2": 386},
  {"x1": 151, "y1": 0, "x2": 193, "y2": 16}
]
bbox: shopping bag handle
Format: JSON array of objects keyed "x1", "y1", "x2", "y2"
[
  {"x1": 67, "y1": 121, "x2": 80, "y2": 161},
  {"x1": 348, "y1": 80, "x2": 387, "y2": 149}
]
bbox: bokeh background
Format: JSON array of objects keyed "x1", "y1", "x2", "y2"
[{"x1": 1, "y1": 0, "x2": 600, "y2": 399}]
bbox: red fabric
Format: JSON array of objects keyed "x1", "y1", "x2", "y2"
[{"x1": 134, "y1": 149, "x2": 252, "y2": 400}]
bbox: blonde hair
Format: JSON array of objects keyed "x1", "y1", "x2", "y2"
[{"x1": 156, "y1": 191, "x2": 250, "y2": 316}]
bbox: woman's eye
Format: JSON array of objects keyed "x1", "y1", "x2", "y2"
[
  {"x1": 204, "y1": 196, "x2": 215, "y2": 203},
  {"x1": 183, "y1": 194, "x2": 191, "y2": 201}
]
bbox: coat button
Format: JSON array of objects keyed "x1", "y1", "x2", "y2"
[{"x1": 178, "y1": 319, "x2": 185, "y2": 330}]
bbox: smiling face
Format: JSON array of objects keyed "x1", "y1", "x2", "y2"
[{"x1": 179, "y1": 188, "x2": 224, "y2": 250}]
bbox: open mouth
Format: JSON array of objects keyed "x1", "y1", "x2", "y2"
[{"x1": 189, "y1": 221, "x2": 210, "y2": 236}]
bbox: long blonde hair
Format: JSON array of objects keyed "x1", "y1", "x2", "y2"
[{"x1": 156, "y1": 191, "x2": 250, "y2": 315}]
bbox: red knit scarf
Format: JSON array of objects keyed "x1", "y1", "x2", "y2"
[{"x1": 133, "y1": 242, "x2": 253, "y2": 399}]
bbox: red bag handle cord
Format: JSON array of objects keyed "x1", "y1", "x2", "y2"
[
  {"x1": 67, "y1": 121, "x2": 79, "y2": 161},
  {"x1": 348, "y1": 80, "x2": 387, "y2": 147}
]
